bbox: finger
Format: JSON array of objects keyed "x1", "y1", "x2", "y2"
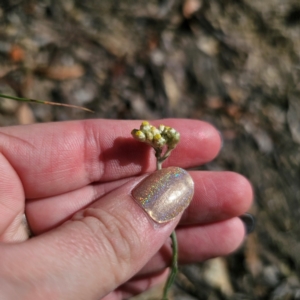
[
  {"x1": 0, "y1": 167, "x2": 194, "y2": 299},
  {"x1": 26, "y1": 178, "x2": 131, "y2": 234},
  {"x1": 0, "y1": 153, "x2": 27, "y2": 242},
  {"x1": 26, "y1": 171, "x2": 252, "y2": 234},
  {"x1": 0, "y1": 119, "x2": 221, "y2": 198},
  {"x1": 180, "y1": 171, "x2": 253, "y2": 224},
  {"x1": 102, "y1": 270, "x2": 168, "y2": 300},
  {"x1": 138, "y1": 217, "x2": 245, "y2": 276}
]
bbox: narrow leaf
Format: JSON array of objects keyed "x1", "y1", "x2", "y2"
[{"x1": 0, "y1": 93, "x2": 94, "y2": 113}]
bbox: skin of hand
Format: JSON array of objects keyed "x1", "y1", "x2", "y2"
[{"x1": 0, "y1": 119, "x2": 253, "y2": 300}]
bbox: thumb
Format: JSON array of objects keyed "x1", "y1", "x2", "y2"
[{"x1": 1, "y1": 167, "x2": 194, "y2": 300}]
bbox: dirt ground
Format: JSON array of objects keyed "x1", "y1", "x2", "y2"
[{"x1": 1, "y1": 1, "x2": 300, "y2": 299}]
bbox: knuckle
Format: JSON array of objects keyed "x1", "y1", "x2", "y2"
[{"x1": 73, "y1": 207, "x2": 141, "y2": 279}]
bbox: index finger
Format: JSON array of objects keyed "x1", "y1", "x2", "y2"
[{"x1": 0, "y1": 119, "x2": 221, "y2": 198}]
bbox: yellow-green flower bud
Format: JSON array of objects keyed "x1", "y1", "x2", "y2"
[
  {"x1": 153, "y1": 133, "x2": 162, "y2": 140},
  {"x1": 164, "y1": 127, "x2": 173, "y2": 138},
  {"x1": 158, "y1": 125, "x2": 165, "y2": 133},
  {"x1": 168, "y1": 132, "x2": 180, "y2": 149},
  {"x1": 131, "y1": 129, "x2": 146, "y2": 142},
  {"x1": 150, "y1": 126, "x2": 160, "y2": 136},
  {"x1": 132, "y1": 121, "x2": 179, "y2": 150},
  {"x1": 169, "y1": 128, "x2": 176, "y2": 135},
  {"x1": 146, "y1": 131, "x2": 153, "y2": 141},
  {"x1": 140, "y1": 121, "x2": 151, "y2": 131},
  {"x1": 153, "y1": 133, "x2": 166, "y2": 147}
]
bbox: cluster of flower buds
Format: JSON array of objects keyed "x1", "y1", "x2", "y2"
[{"x1": 131, "y1": 121, "x2": 180, "y2": 149}]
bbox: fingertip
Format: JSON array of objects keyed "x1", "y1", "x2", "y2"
[
  {"x1": 182, "y1": 171, "x2": 253, "y2": 225},
  {"x1": 139, "y1": 216, "x2": 248, "y2": 273},
  {"x1": 200, "y1": 171, "x2": 253, "y2": 220},
  {"x1": 194, "y1": 121, "x2": 222, "y2": 162},
  {"x1": 181, "y1": 120, "x2": 222, "y2": 163},
  {"x1": 176, "y1": 217, "x2": 247, "y2": 263},
  {"x1": 227, "y1": 172, "x2": 254, "y2": 215},
  {"x1": 195, "y1": 217, "x2": 247, "y2": 259},
  {"x1": 219, "y1": 217, "x2": 247, "y2": 255},
  {"x1": 160, "y1": 119, "x2": 222, "y2": 167}
]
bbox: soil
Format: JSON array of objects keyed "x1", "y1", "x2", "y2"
[{"x1": 1, "y1": 1, "x2": 300, "y2": 299}]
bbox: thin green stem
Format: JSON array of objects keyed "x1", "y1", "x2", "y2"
[
  {"x1": 155, "y1": 148, "x2": 163, "y2": 170},
  {"x1": 162, "y1": 147, "x2": 173, "y2": 160},
  {"x1": 157, "y1": 160, "x2": 162, "y2": 170},
  {"x1": 0, "y1": 93, "x2": 94, "y2": 113},
  {"x1": 162, "y1": 231, "x2": 178, "y2": 300},
  {"x1": 155, "y1": 147, "x2": 173, "y2": 171},
  {"x1": 155, "y1": 148, "x2": 178, "y2": 300}
]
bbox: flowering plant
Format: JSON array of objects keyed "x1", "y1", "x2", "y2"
[{"x1": 132, "y1": 121, "x2": 182, "y2": 300}]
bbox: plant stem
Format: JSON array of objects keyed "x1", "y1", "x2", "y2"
[
  {"x1": 155, "y1": 148, "x2": 163, "y2": 170},
  {"x1": 155, "y1": 147, "x2": 173, "y2": 171},
  {"x1": 0, "y1": 93, "x2": 94, "y2": 113},
  {"x1": 157, "y1": 160, "x2": 162, "y2": 171},
  {"x1": 162, "y1": 231, "x2": 178, "y2": 300},
  {"x1": 155, "y1": 148, "x2": 179, "y2": 300}
]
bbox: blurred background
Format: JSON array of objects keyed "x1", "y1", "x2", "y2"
[{"x1": 1, "y1": 0, "x2": 300, "y2": 299}]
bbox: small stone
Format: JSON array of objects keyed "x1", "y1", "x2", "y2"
[
  {"x1": 0, "y1": 97, "x2": 19, "y2": 114},
  {"x1": 183, "y1": 0, "x2": 202, "y2": 18},
  {"x1": 203, "y1": 257, "x2": 234, "y2": 296},
  {"x1": 17, "y1": 103, "x2": 36, "y2": 125}
]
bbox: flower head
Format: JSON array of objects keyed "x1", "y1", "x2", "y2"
[{"x1": 131, "y1": 121, "x2": 180, "y2": 150}]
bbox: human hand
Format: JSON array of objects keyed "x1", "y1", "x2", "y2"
[{"x1": 0, "y1": 119, "x2": 253, "y2": 299}]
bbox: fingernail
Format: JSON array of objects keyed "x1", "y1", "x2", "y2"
[
  {"x1": 132, "y1": 167, "x2": 194, "y2": 223},
  {"x1": 239, "y1": 213, "x2": 255, "y2": 234}
]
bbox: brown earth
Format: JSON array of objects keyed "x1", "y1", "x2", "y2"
[{"x1": 1, "y1": 1, "x2": 300, "y2": 299}]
